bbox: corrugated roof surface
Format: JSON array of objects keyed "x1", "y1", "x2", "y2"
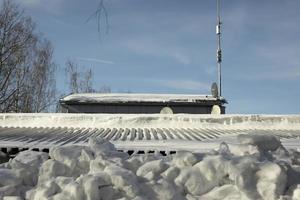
[
  {"x1": 1, "y1": 114, "x2": 300, "y2": 152},
  {"x1": 0, "y1": 126, "x2": 299, "y2": 152}
]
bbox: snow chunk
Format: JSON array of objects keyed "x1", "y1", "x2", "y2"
[
  {"x1": 199, "y1": 184, "x2": 245, "y2": 200},
  {"x1": 104, "y1": 164, "x2": 140, "y2": 198},
  {"x1": 162, "y1": 166, "x2": 180, "y2": 181},
  {"x1": 146, "y1": 179, "x2": 184, "y2": 200},
  {"x1": 172, "y1": 151, "x2": 198, "y2": 168},
  {"x1": 292, "y1": 185, "x2": 300, "y2": 200},
  {"x1": 237, "y1": 134, "x2": 281, "y2": 151},
  {"x1": 256, "y1": 162, "x2": 287, "y2": 200},
  {"x1": 78, "y1": 173, "x2": 114, "y2": 200},
  {"x1": 3, "y1": 197, "x2": 22, "y2": 200},
  {"x1": 26, "y1": 179, "x2": 60, "y2": 200},
  {"x1": 14, "y1": 151, "x2": 48, "y2": 167},
  {"x1": 175, "y1": 155, "x2": 229, "y2": 196},
  {"x1": 38, "y1": 160, "x2": 69, "y2": 183},
  {"x1": 136, "y1": 160, "x2": 168, "y2": 180},
  {"x1": 0, "y1": 169, "x2": 21, "y2": 187},
  {"x1": 88, "y1": 137, "x2": 116, "y2": 155},
  {"x1": 0, "y1": 135, "x2": 300, "y2": 200}
]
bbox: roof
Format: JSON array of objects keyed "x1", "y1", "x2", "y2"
[
  {"x1": 60, "y1": 93, "x2": 227, "y2": 104},
  {"x1": 0, "y1": 114, "x2": 300, "y2": 152},
  {"x1": 0, "y1": 126, "x2": 299, "y2": 152}
]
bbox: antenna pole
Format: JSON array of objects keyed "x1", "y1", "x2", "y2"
[{"x1": 216, "y1": 0, "x2": 222, "y2": 98}]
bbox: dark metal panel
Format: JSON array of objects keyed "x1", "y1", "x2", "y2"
[
  {"x1": 168, "y1": 128, "x2": 183, "y2": 140},
  {"x1": 150, "y1": 128, "x2": 159, "y2": 140},
  {"x1": 144, "y1": 128, "x2": 151, "y2": 140}
]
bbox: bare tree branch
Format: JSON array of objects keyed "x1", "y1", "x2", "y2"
[
  {"x1": 0, "y1": 0, "x2": 56, "y2": 112},
  {"x1": 86, "y1": 0, "x2": 109, "y2": 34}
]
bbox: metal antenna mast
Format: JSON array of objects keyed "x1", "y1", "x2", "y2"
[{"x1": 216, "y1": 0, "x2": 222, "y2": 98}]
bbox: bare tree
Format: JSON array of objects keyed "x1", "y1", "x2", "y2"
[
  {"x1": 65, "y1": 60, "x2": 111, "y2": 94},
  {"x1": 80, "y1": 68, "x2": 94, "y2": 93},
  {"x1": 0, "y1": 0, "x2": 56, "y2": 112},
  {"x1": 22, "y1": 40, "x2": 56, "y2": 112},
  {"x1": 65, "y1": 60, "x2": 95, "y2": 93},
  {"x1": 65, "y1": 60, "x2": 80, "y2": 93},
  {"x1": 99, "y1": 85, "x2": 111, "y2": 93}
]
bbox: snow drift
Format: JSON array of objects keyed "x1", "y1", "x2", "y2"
[{"x1": 0, "y1": 134, "x2": 300, "y2": 200}]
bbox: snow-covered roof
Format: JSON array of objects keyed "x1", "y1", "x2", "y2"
[
  {"x1": 0, "y1": 114, "x2": 300, "y2": 152},
  {"x1": 60, "y1": 93, "x2": 226, "y2": 104}
]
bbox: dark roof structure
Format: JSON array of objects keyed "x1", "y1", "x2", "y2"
[{"x1": 59, "y1": 93, "x2": 227, "y2": 114}]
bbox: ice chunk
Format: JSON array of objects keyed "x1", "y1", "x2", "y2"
[
  {"x1": 3, "y1": 196, "x2": 22, "y2": 200},
  {"x1": 0, "y1": 169, "x2": 21, "y2": 187},
  {"x1": 172, "y1": 151, "x2": 198, "y2": 168},
  {"x1": 1, "y1": 136, "x2": 300, "y2": 200},
  {"x1": 38, "y1": 160, "x2": 69, "y2": 183},
  {"x1": 256, "y1": 163, "x2": 287, "y2": 200},
  {"x1": 27, "y1": 179, "x2": 60, "y2": 200},
  {"x1": 199, "y1": 184, "x2": 245, "y2": 200},
  {"x1": 237, "y1": 134, "x2": 281, "y2": 151},
  {"x1": 228, "y1": 144, "x2": 260, "y2": 156},
  {"x1": 292, "y1": 185, "x2": 300, "y2": 200},
  {"x1": 175, "y1": 167, "x2": 209, "y2": 196},
  {"x1": 161, "y1": 166, "x2": 180, "y2": 181},
  {"x1": 52, "y1": 179, "x2": 84, "y2": 200},
  {"x1": 124, "y1": 156, "x2": 143, "y2": 173},
  {"x1": 175, "y1": 155, "x2": 229, "y2": 197},
  {"x1": 49, "y1": 146, "x2": 94, "y2": 177},
  {"x1": 78, "y1": 173, "x2": 114, "y2": 200},
  {"x1": 195, "y1": 155, "x2": 229, "y2": 182},
  {"x1": 147, "y1": 179, "x2": 184, "y2": 200},
  {"x1": 49, "y1": 146, "x2": 83, "y2": 168},
  {"x1": 136, "y1": 160, "x2": 168, "y2": 180},
  {"x1": 88, "y1": 137, "x2": 116, "y2": 155},
  {"x1": 104, "y1": 164, "x2": 140, "y2": 198},
  {"x1": 227, "y1": 156, "x2": 261, "y2": 199},
  {"x1": 14, "y1": 151, "x2": 48, "y2": 168}
]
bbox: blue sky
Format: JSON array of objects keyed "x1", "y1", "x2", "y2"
[{"x1": 9, "y1": 0, "x2": 300, "y2": 114}]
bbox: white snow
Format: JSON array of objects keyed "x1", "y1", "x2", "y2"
[
  {"x1": 61, "y1": 93, "x2": 221, "y2": 103},
  {"x1": 0, "y1": 135, "x2": 300, "y2": 200},
  {"x1": 1, "y1": 113, "x2": 300, "y2": 130}
]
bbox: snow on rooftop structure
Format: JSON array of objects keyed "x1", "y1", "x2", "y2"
[
  {"x1": 59, "y1": 93, "x2": 227, "y2": 114},
  {"x1": 0, "y1": 113, "x2": 300, "y2": 154}
]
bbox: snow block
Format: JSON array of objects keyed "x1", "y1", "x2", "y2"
[
  {"x1": 237, "y1": 134, "x2": 281, "y2": 151},
  {"x1": 136, "y1": 160, "x2": 168, "y2": 180},
  {"x1": 172, "y1": 151, "x2": 198, "y2": 168},
  {"x1": 256, "y1": 163, "x2": 287, "y2": 200}
]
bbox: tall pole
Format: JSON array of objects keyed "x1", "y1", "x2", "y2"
[{"x1": 216, "y1": 0, "x2": 222, "y2": 98}]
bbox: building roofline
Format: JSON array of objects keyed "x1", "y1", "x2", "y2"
[{"x1": 60, "y1": 93, "x2": 228, "y2": 105}]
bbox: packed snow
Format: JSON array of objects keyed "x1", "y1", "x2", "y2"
[
  {"x1": 60, "y1": 93, "x2": 222, "y2": 104},
  {"x1": 1, "y1": 134, "x2": 300, "y2": 200},
  {"x1": 1, "y1": 113, "x2": 300, "y2": 130}
]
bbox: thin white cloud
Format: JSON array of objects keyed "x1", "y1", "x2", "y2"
[
  {"x1": 16, "y1": 0, "x2": 64, "y2": 14},
  {"x1": 159, "y1": 80, "x2": 210, "y2": 91},
  {"x1": 78, "y1": 57, "x2": 115, "y2": 65},
  {"x1": 122, "y1": 38, "x2": 192, "y2": 65},
  {"x1": 18, "y1": 0, "x2": 40, "y2": 6},
  {"x1": 241, "y1": 43, "x2": 300, "y2": 80},
  {"x1": 249, "y1": 66, "x2": 300, "y2": 80}
]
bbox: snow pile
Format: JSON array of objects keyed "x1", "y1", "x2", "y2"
[
  {"x1": 2, "y1": 113, "x2": 300, "y2": 130},
  {"x1": 1, "y1": 135, "x2": 300, "y2": 200}
]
